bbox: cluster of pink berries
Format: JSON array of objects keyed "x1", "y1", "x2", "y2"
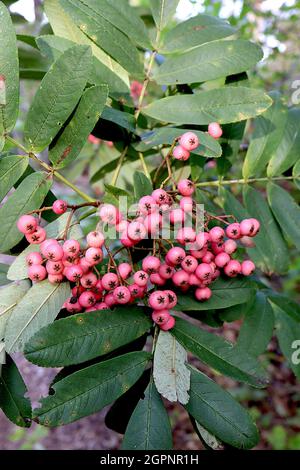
[{"x1": 173, "y1": 125, "x2": 223, "y2": 161}]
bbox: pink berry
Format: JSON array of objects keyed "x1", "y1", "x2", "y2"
[
  {"x1": 196, "y1": 232, "x2": 210, "y2": 250},
  {"x1": 52, "y1": 199, "x2": 67, "y2": 215},
  {"x1": 195, "y1": 287, "x2": 212, "y2": 301},
  {"x1": 102, "y1": 273, "x2": 119, "y2": 291},
  {"x1": 127, "y1": 221, "x2": 147, "y2": 241},
  {"x1": 133, "y1": 270, "x2": 149, "y2": 287},
  {"x1": 160, "y1": 315, "x2": 176, "y2": 331},
  {"x1": 48, "y1": 274, "x2": 64, "y2": 284},
  {"x1": 202, "y1": 251, "x2": 215, "y2": 264},
  {"x1": 46, "y1": 260, "x2": 64, "y2": 275},
  {"x1": 28, "y1": 264, "x2": 47, "y2": 282},
  {"x1": 158, "y1": 264, "x2": 174, "y2": 280},
  {"x1": 248, "y1": 218, "x2": 260, "y2": 236},
  {"x1": 240, "y1": 236, "x2": 256, "y2": 248},
  {"x1": 92, "y1": 279, "x2": 103, "y2": 296},
  {"x1": 85, "y1": 306, "x2": 98, "y2": 312},
  {"x1": 181, "y1": 255, "x2": 198, "y2": 273},
  {"x1": 152, "y1": 310, "x2": 171, "y2": 326},
  {"x1": 65, "y1": 298, "x2": 82, "y2": 314},
  {"x1": 113, "y1": 286, "x2": 131, "y2": 304},
  {"x1": 195, "y1": 263, "x2": 213, "y2": 281},
  {"x1": 172, "y1": 270, "x2": 190, "y2": 287},
  {"x1": 169, "y1": 208, "x2": 186, "y2": 225},
  {"x1": 209, "y1": 226, "x2": 225, "y2": 243},
  {"x1": 78, "y1": 257, "x2": 91, "y2": 273},
  {"x1": 17, "y1": 215, "x2": 37, "y2": 234},
  {"x1": 99, "y1": 204, "x2": 120, "y2": 225},
  {"x1": 224, "y1": 239, "x2": 237, "y2": 254},
  {"x1": 85, "y1": 247, "x2": 103, "y2": 265},
  {"x1": 144, "y1": 213, "x2": 161, "y2": 236},
  {"x1": 129, "y1": 284, "x2": 144, "y2": 299},
  {"x1": 177, "y1": 179, "x2": 195, "y2": 197},
  {"x1": 152, "y1": 189, "x2": 168, "y2": 205},
  {"x1": 120, "y1": 232, "x2": 135, "y2": 247},
  {"x1": 72, "y1": 285, "x2": 85, "y2": 297},
  {"x1": 241, "y1": 260, "x2": 255, "y2": 276},
  {"x1": 118, "y1": 262, "x2": 132, "y2": 280},
  {"x1": 211, "y1": 242, "x2": 224, "y2": 255},
  {"x1": 116, "y1": 220, "x2": 129, "y2": 233},
  {"x1": 142, "y1": 256, "x2": 161, "y2": 274},
  {"x1": 80, "y1": 272, "x2": 98, "y2": 288},
  {"x1": 44, "y1": 243, "x2": 64, "y2": 261},
  {"x1": 173, "y1": 145, "x2": 190, "y2": 161},
  {"x1": 176, "y1": 227, "x2": 196, "y2": 245},
  {"x1": 189, "y1": 273, "x2": 201, "y2": 287},
  {"x1": 150, "y1": 273, "x2": 166, "y2": 286},
  {"x1": 164, "y1": 290, "x2": 177, "y2": 309},
  {"x1": 224, "y1": 260, "x2": 242, "y2": 277},
  {"x1": 104, "y1": 292, "x2": 116, "y2": 307},
  {"x1": 214, "y1": 252, "x2": 230, "y2": 268},
  {"x1": 190, "y1": 248, "x2": 207, "y2": 259},
  {"x1": 65, "y1": 265, "x2": 83, "y2": 282},
  {"x1": 86, "y1": 231, "x2": 105, "y2": 248},
  {"x1": 26, "y1": 226, "x2": 46, "y2": 244},
  {"x1": 208, "y1": 122, "x2": 223, "y2": 139},
  {"x1": 180, "y1": 197, "x2": 193, "y2": 213},
  {"x1": 226, "y1": 223, "x2": 241, "y2": 240},
  {"x1": 166, "y1": 247, "x2": 186, "y2": 266},
  {"x1": 26, "y1": 252, "x2": 43, "y2": 266},
  {"x1": 96, "y1": 302, "x2": 109, "y2": 310},
  {"x1": 40, "y1": 239, "x2": 57, "y2": 256},
  {"x1": 63, "y1": 239, "x2": 81, "y2": 256},
  {"x1": 149, "y1": 290, "x2": 169, "y2": 310},
  {"x1": 179, "y1": 132, "x2": 199, "y2": 151},
  {"x1": 138, "y1": 196, "x2": 157, "y2": 215},
  {"x1": 78, "y1": 291, "x2": 97, "y2": 308}
]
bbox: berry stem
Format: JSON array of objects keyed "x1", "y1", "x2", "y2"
[
  {"x1": 196, "y1": 175, "x2": 299, "y2": 187},
  {"x1": 138, "y1": 152, "x2": 151, "y2": 179},
  {"x1": 111, "y1": 146, "x2": 129, "y2": 186}
]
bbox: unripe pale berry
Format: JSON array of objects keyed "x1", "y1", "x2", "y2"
[
  {"x1": 177, "y1": 179, "x2": 195, "y2": 197},
  {"x1": 195, "y1": 263, "x2": 213, "y2": 281},
  {"x1": 172, "y1": 270, "x2": 190, "y2": 287},
  {"x1": 179, "y1": 132, "x2": 199, "y2": 151},
  {"x1": 152, "y1": 309, "x2": 171, "y2": 325},
  {"x1": 28, "y1": 264, "x2": 47, "y2": 282},
  {"x1": 152, "y1": 189, "x2": 168, "y2": 205},
  {"x1": 113, "y1": 286, "x2": 131, "y2": 304},
  {"x1": 78, "y1": 291, "x2": 97, "y2": 308},
  {"x1": 160, "y1": 315, "x2": 176, "y2": 331},
  {"x1": 208, "y1": 122, "x2": 223, "y2": 139},
  {"x1": 102, "y1": 272, "x2": 119, "y2": 291},
  {"x1": 181, "y1": 255, "x2": 198, "y2": 273},
  {"x1": 65, "y1": 265, "x2": 83, "y2": 282},
  {"x1": 86, "y1": 231, "x2": 105, "y2": 248},
  {"x1": 46, "y1": 260, "x2": 64, "y2": 275},
  {"x1": 158, "y1": 264, "x2": 174, "y2": 280},
  {"x1": 209, "y1": 226, "x2": 225, "y2": 243},
  {"x1": 224, "y1": 260, "x2": 242, "y2": 277},
  {"x1": 133, "y1": 270, "x2": 149, "y2": 287},
  {"x1": 226, "y1": 223, "x2": 241, "y2": 240},
  {"x1": 173, "y1": 145, "x2": 190, "y2": 161},
  {"x1": 17, "y1": 215, "x2": 38, "y2": 234},
  {"x1": 241, "y1": 260, "x2": 255, "y2": 276},
  {"x1": 149, "y1": 290, "x2": 169, "y2": 310},
  {"x1": 138, "y1": 195, "x2": 157, "y2": 215},
  {"x1": 26, "y1": 226, "x2": 46, "y2": 244},
  {"x1": 118, "y1": 262, "x2": 132, "y2": 280},
  {"x1": 164, "y1": 290, "x2": 177, "y2": 309},
  {"x1": 26, "y1": 252, "x2": 43, "y2": 266},
  {"x1": 85, "y1": 247, "x2": 103, "y2": 265},
  {"x1": 142, "y1": 256, "x2": 161, "y2": 274},
  {"x1": 224, "y1": 239, "x2": 237, "y2": 255},
  {"x1": 52, "y1": 199, "x2": 67, "y2": 215},
  {"x1": 214, "y1": 252, "x2": 230, "y2": 268},
  {"x1": 195, "y1": 287, "x2": 212, "y2": 301},
  {"x1": 80, "y1": 272, "x2": 98, "y2": 289}
]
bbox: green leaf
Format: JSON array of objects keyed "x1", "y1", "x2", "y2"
[
  {"x1": 273, "y1": 303, "x2": 300, "y2": 379},
  {"x1": 34, "y1": 351, "x2": 151, "y2": 426},
  {"x1": 49, "y1": 85, "x2": 108, "y2": 168},
  {"x1": 243, "y1": 185, "x2": 289, "y2": 274},
  {"x1": 267, "y1": 108, "x2": 300, "y2": 177},
  {"x1": 135, "y1": 127, "x2": 222, "y2": 158},
  {"x1": 7, "y1": 212, "x2": 83, "y2": 281},
  {"x1": 242, "y1": 91, "x2": 287, "y2": 178},
  {"x1": 0, "y1": 263, "x2": 9, "y2": 286},
  {"x1": 60, "y1": 0, "x2": 143, "y2": 77},
  {"x1": 24, "y1": 45, "x2": 92, "y2": 152},
  {"x1": 0, "y1": 171, "x2": 52, "y2": 253},
  {"x1": 25, "y1": 307, "x2": 151, "y2": 367},
  {"x1": 44, "y1": 0, "x2": 130, "y2": 93},
  {"x1": 0, "y1": 155, "x2": 29, "y2": 202},
  {"x1": 171, "y1": 317, "x2": 268, "y2": 387},
  {"x1": 101, "y1": 107, "x2": 136, "y2": 133},
  {"x1": 160, "y1": 14, "x2": 236, "y2": 54},
  {"x1": 0, "y1": 2, "x2": 19, "y2": 133},
  {"x1": 134, "y1": 171, "x2": 153, "y2": 200},
  {"x1": 0, "y1": 280, "x2": 30, "y2": 340},
  {"x1": 153, "y1": 331, "x2": 190, "y2": 404},
  {"x1": 236, "y1": 292, "x2": 274, "y2": 357},
  {"x1": 175, "y1": 276, "x2": 255, "y2": 311},
  {"x1": 267, "y1": 183, "x2": 300, "y2": 252},
  {"x1": 268, "y1": 294, "x2": 300, "y2": 322},
  {"x1": 5, "y1": 280, "x2": 70, "y2": 353},
  {"x1": 143, "y1": 87, "x2": 272, "y2": 125},
  {"x1": 122, "y1": 378, "x2": 172, "y2": 450},
  {"x1": 150, "y1": 0, "x2": 178, "y2": 31},
  {"x1": 293, "y1": 159, "x2": 300, "y2": 190},
  {"x1": 185, "y1": 366, "x2": 259, "y2": 449},
  {"x1": 194, "y1": 421, "x2": 224, "y2": 450},
  {"x1": 0, "y1": 355, "x2": 32, "y2": 427},
  {"x1": 154, "y1": 40, "x2": 262, "y2": 85},
  {"x1": 104, "y1": 184, "x2": 134, "y2": 207}
]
